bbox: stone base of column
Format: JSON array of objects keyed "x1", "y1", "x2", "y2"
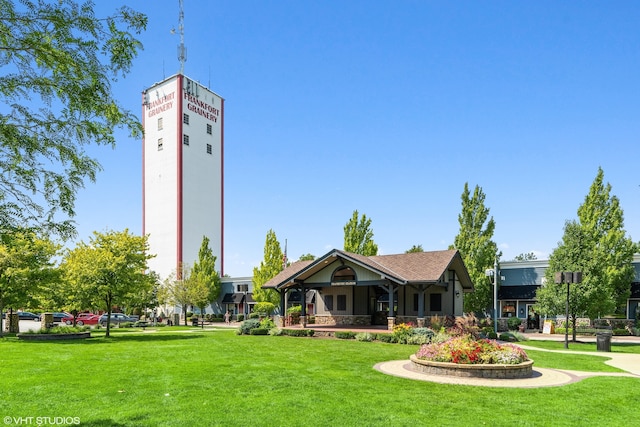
[
  {"x1": 387, "y1": 316, "x2": 396, "y2": 331},
  {"x1": 41, "y1": 312, "x2": 54, "y2": 330},
  {"x1": 277, "y1": 315, "x2": 286, "y2": 328},
  {"x1": 300, "y1": 315, "x2": 307, "y2": 328},
  {"x1": 416, "y1": 317, "x2": 425, "y2": 328}
]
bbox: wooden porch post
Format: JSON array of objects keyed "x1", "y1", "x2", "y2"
[
  {"x1": 278, "y1": 289, "x2": 286, "y2": 327},
  {"x1": 300, "y1": 284, "x2": 307, "y2": 327},
  {"x1": 387, "y1": 283, "x2": 396, "y2": 330},
  {"x1": 417, "y1": 284, "x2": 426, "y2": 328}
]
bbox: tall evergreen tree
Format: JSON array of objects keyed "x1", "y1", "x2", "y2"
[
  {"x1": 252, "y1": 230, "x2": 283, "y2": 305},
  {"x1": 536, "y1": 168, "x2": 636, "y2": 339},
  {"x1": 450, "y1": 183, "x2": 500, "y2": 315},
  {"x1": 343, "y1": 210, "x2": 378, "y2": 256},
  {"x1": 190, "y1": 236, "x2": 221, "y2": 322}
]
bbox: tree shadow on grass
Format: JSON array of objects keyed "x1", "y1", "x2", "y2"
[{"x1": 15, "y1": 332, "x2": 206, "y2": 345}]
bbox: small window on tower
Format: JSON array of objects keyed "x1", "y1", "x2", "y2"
[
  {"x1": 206, "y1": 123, "x2": 212, "y2": 135},
  {"x1": 206, "y1": 144, "x2": 212, "y2": 155},
  {"x1": 157, "y1": 138, "x2": 163, "y2": 151},
  {"x1": 157, "y1": 117, "x2": 163, "y2": 131},
  {"x1": 183, "y1": 113, "x2": 189, "y2": 125},
  {"x1": 183, "y1": 134, "x2": 189, "y2": 146}
]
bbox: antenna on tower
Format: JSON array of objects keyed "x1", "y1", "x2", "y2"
[{"x1": 177, "y1": 0, "x2": 187, "y2": 74}]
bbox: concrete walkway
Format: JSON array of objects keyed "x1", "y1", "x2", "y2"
[{"x1": 375, "y1": 335, "x2": 640, "y2": 388}]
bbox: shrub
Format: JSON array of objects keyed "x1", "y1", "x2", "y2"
[
  {"x1": 22, "y1": 326, "x2": 85, "y2": 335},
  {"x1": 335, "y1": 331, "x2": 356, "y2": 339},
  {"x1": 281, "y1": 329, "x2": 314, "y2": 337},
  {"x1": 507, "y1": 317, "x2": 522, "y2": 331},
  {"x1": 120, "y1": 322, "x2": 134, "y2": 328},
  {"x1": 613, "y1": 328, "x2": 630, "y2": 336},
  {"x1": 237, "y1": 314, "x2": 245, "y2": 322},
  {"x1": 253, "y1": 302, "x2": 276, "y2": 316},
  {"x1": 250, "y1": 328, "x2": 269, "y2": 335},
  {"x1": 486, "y1": 330, "x2": 498, "y2": 339},
  {"x1": 376, "y1": 333, "x2": 395, "y2": 343},
  {"x1": 355, "y1": 332, "x2": 374, "y2": 342},
  {"x1": 286, "y1": 305, "x2": 302, "y2": 314},
  {"x1": 248, "y1": 312, "x2": 260, "y2": 319},
  {"x1": 499, "y1": 332, "x2": 517, "y2": 342},
  {"x1": 406, "y1": 334, "x2": 430, "y2": 345},
  {"x1": 449, "y1": 314, "x2": 481, "y2": 338},
  {"x1": 415, "y1": 335, "x2": 529, "y2": 365},
  {"x1": 392, "y1": 323, "x2": 415, "y2": 344},
  {"x1": 239, "y1": 318, "x2": 261, "y2": 335},
  {"x1": 259, "y1": 317, "x2": 276, "y2": 330},
  {"x1": 269, "y1": 328, "x2": 284, "y2": 336}
]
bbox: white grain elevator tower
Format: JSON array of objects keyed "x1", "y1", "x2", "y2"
[{"x1": 142, "y1": 2, "x2": 224, "y2": 280}]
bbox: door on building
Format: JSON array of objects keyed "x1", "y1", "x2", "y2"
[{"x1": 526, "y1": 304, "x2": 539, "y2": 329}]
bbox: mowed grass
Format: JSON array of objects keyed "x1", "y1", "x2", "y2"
[{"x1": 0, "y1": 329, "x2": 639, "y2": 427}]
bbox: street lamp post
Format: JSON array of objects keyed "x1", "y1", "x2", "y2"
[
  {"x1": 485, "y1": 258, "x2": 500, "y2": 335},
  {"x1": 554, "y1": 271, "x2": 583, "y2": 349}
]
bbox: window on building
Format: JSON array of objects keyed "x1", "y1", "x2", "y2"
[
  {"x1": 430, "y1": 293, "x2": 442, "y2": 312},
  {"x1": 157, "y1": 138, "x2": 163, "y2": 151},
  {"x1": 324, "y1": 295, "x2": 333, "y2": 311},
  {"x1": 337, "y1": 295, "x2": 347, "y2": 311},
  {"x1": 237, "y1": 284, "x2": 248, "y2": 293},
  {"x1": 157, "y1": 117, "x2": 163, "y2": 131},
  {"x1": 206, "y1": 143, "x2": 212, "y2": 155},
  {"x1": 183, "y1": 113, "x2": 189, "y2": 125},
  {"x1": 206, "y1": 123, "x2": 212, "y2": 135},
  {"x1": 183, "y1": 134, "x2": 189, "y2": 146},
  {"x1": 502, "y1": 302, "x2": 516, "y2": 318}
]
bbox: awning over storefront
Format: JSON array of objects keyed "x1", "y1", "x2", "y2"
[
  {"x1": 498, "y1": 285, "x2": 539, "y2": 300},
  {"x1": 222, "y1": 293, "x2": 246, "y2": 304}
]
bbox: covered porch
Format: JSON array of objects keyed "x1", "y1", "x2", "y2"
[{"x1": 263, "y1": 248, "x2": 474, "y2": 330}]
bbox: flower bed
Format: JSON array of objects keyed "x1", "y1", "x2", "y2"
[
  {"x1": 412, "y1": 335, "x2": 533, "y2": 379},
  {"x1": 410, "y1": 355, "x2": 534, "y2": 379}
]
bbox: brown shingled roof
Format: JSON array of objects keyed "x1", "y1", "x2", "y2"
[{"x1": 262, "y1": 248, "x2": 473, "y2": 290}]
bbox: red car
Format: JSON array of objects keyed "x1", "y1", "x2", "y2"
[{"x1": 62, "y1": 313, "x2": 100, "y2": 326}]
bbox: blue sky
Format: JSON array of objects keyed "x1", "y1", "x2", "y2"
[{"x1": 77, "y1": 1, "x2": 640, "y2": 277}]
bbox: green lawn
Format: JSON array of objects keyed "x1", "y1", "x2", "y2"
[{"x1": 1, "y1": 328, "x2": 639, "y2": 426}]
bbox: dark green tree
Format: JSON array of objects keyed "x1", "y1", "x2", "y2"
[
  {"x1": 513, "y1": 252, "x2": 537, "y2": 262},
  {"x1": 298, "y1": 253, "x2": 316, "y2": 261},
  {"x1": 449, "y1": 183, "x2": 500, "y2": 315},
  {"x1": 190, "y1": 236, "x2": 221, "y2": 325},
  {"x1": 405, "y1": 245, "x2": 424, "y2": 253},
  {"x1": 252, "y1": 230, "x2": 283, "y2": 305},
  {"x1": 536, "y1": 168, "x2": 636, "y2": 340},
  {"x1": 0, "y1": 0, "x2": 147, "y2": 237},
  {"x1": 343, "y1": 210, "x2": 378, "y2": 256}
]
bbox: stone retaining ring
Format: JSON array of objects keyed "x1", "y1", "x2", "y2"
[{"x1": 409, "y1": 354, "x2": 534, "y2": 379}]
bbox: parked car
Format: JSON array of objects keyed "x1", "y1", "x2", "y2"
[
  {"x1": 52, "y1": 312, "x2": 72, "y2": 323},
  {"x1": 17, "y1": 311, "x2": 41, "y2": 321},
  {"x1": 98, "y1": 313, "x2": 136, "y2": 327},
  {"x1": 62, "y1": 313, "x2": 100, "y2": 326}
]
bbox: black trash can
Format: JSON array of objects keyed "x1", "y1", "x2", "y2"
[
  {"x1": 596, "y1": 332, "x2": 612, "y2": 352},
  {"x1": 191, "y1": 318, "x2": 199, "y2": 327}
]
